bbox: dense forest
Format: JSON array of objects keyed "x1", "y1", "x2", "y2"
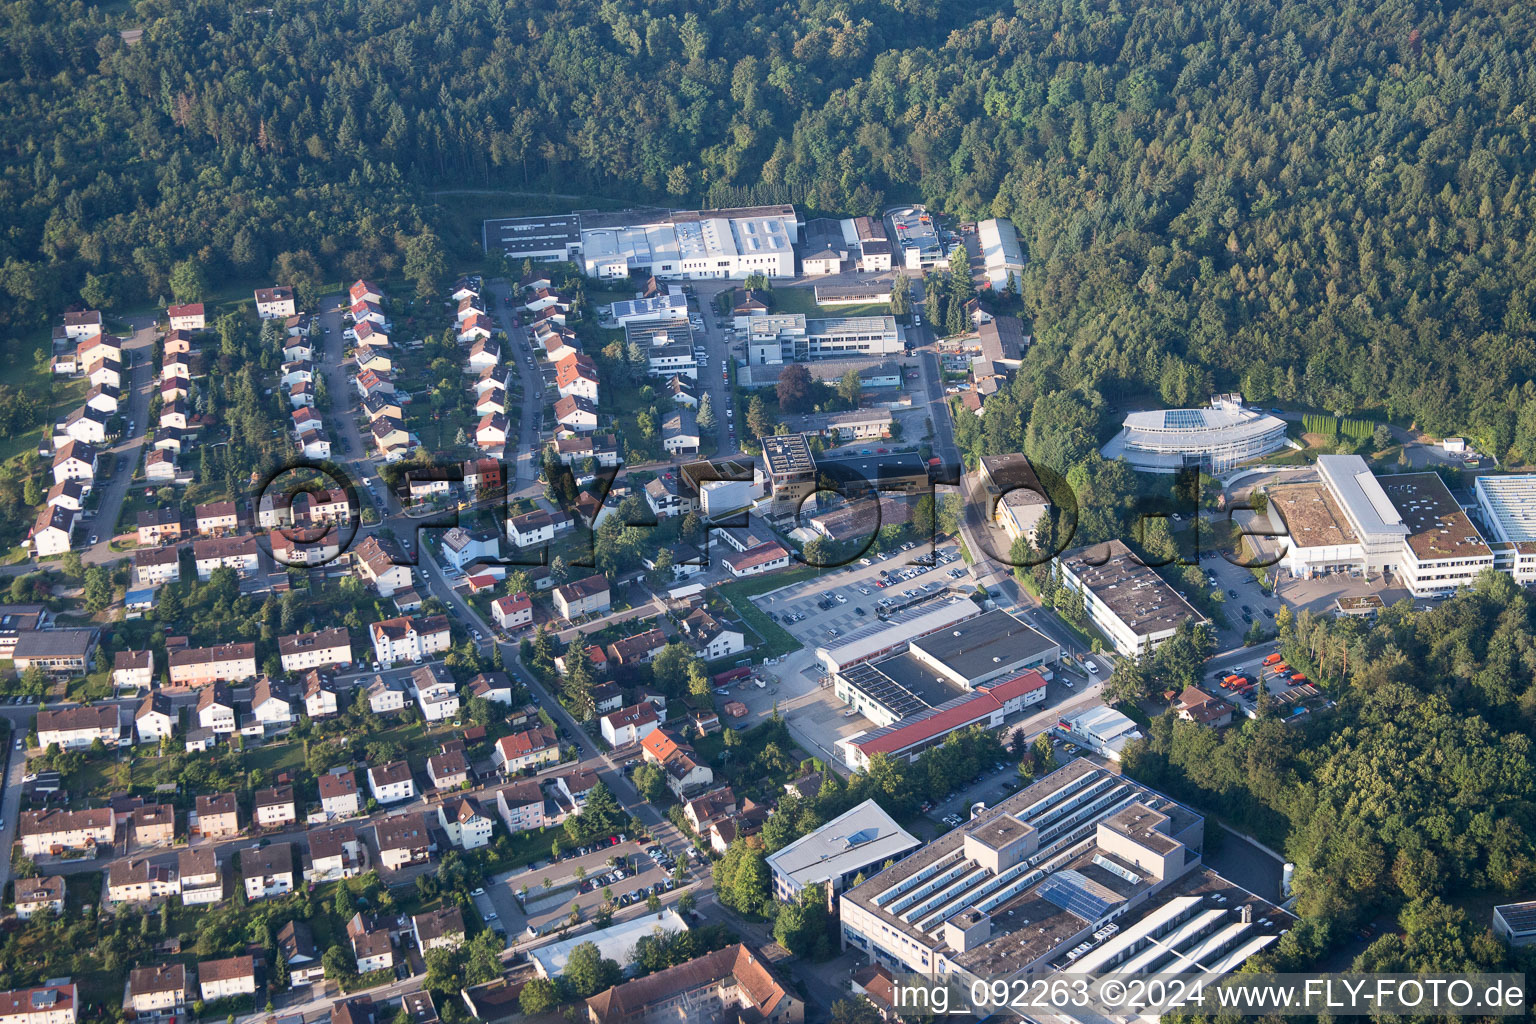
[
  {"x1": 5, "y1": 0, "x2": 1536, "y2": 454},
  {"x1": 1126, "y1": 571, "x2": 1536, "y2": 974}
]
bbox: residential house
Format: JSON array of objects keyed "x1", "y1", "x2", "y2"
[
  {"x1": 553, "y1": 574, "x2": 610, "y2": 620},
  {"x1": 367, "y1": 761, "x2": 417, "y2": 804},
  {"x1": 144, "y1": 449, "x2": 178, "y2": 482},
  {"x1": 30, "y1": 505, "x2": 75, "y2": 558},
  {"x1": 494, "y1": 780, "x2": 546, "y2": 834},
  {"x1": 107, "y1": 858, "x2": 179, "y2": 905},
  {"x1": 411, "y1": 663, "x2": 460, "y2": 722},
  {"x1": 302, "y1": 672, "x2": 342, "y2": 719},
  {"x1": 126, "y1": 964, "x2": 190, "y2": 1020},
  {"x1": 170, "y1": 643, "x2": 257, "y2": 687},
  {"x1": 493, "y1": 725, "x2": 560, "y2": 774},
  {"x1": 241, "y1": 842, "x2": 294, "y2": 900},
  {"x1": 412, "y1": 907, "x2": 466, "y2": 952},
  {"x1": 366, "y1": 675, "x2": 409, "y2": 713},
  {"x1": 51, "y1": 440, "x2": 97, "y2": 485},
  {"x1": 132, "y1": 547, "x2": 181, "y2": 588},
  {"x1": 12, "y1": 877, "x2": 65, "y2": 920},
  {"x1": 194, "y1": 501, "x2": 240, "y2": 535},
  {"x1": 683, "y1": 787, "x2": 738, "y2": 834},
  {"x1": 133, "y1": 693, "x2": 176, "y2": 745},
  {"x1": 426, "y1": 743, "x2": 471, "y2": 790},
  {"x1": 16, "y1": 807, "x2": 114, "y2": 857},
  {"x1": 374, "y1": 814, "x2": 433, "y2": 871},
  {"x1": 475, "y1": 412, "x2": 508, "y2": 450},
  {"x1": 318, "y1": 770, "x2": 362, "y2": 818},
  {"x1": 599, "y1": 703, "x2": 661, "y2": 748},
  {"x1": 178, "y1": 847, "x2": 222, "y2": 904},
  {"x1": 466, "y1": 671, "x2": 514, "y2": 705},
  {"x1": 554, "y1": 395, "x2": 598, "y2": 433},
  {"x1": 130, "y1": 803, "x2": 175, "y2": 847},
  {"x1": 1175, "y1": 686, "x2": 1235, "y2": 728},
  {"x1": 582, "y1": 944, "x2": 802, "y2": 1024},
  {"x1": 604, "y1": 629, "x2": 668, "y2": 670},
  {"x1": 191, "y1": 536, "x2": 260, "y2": 579},
  {"x1": 555, "y1": 353, "x2": 601, "y2": 401},
  {"x1": 254, "y1": 785, "x2": 298, "y2": 829},
  {"x1": 441, "y1": 526, "x2": 501, "y2": 570},
  {"x1": 491, "y1": 593, "x2": 533, "y2": 630},
  {"x1": 197, "y1": 956, "x2": 256, "y2": 1004},
  {"x1": 278, "y1": 627, "x2": 352, "y2": 672},
  {"x1": 36, "y1": 705, "x2": 121, "y2": 751},
  {"x1": 507, "y1": 508, "x2": 569, "y2": 548},
  {"x1": 347, "y1": 915, "x2": 396, "y2": 975},
  {"x1": 255, "y1": 287, "x2": 297, "y2": 319},
  {"x1": 370, "y1": 615, "x2": 451, "y2": 666},
  {"x1": 640, "y1": 729, "x2": 715, "y2": 799},
  {"x1": 436, "y1": 797, "x2": 493, "y2": 850},
  {"x1": 251, "y1": 676, "x2": 295, "y2": 729},
  {"x1": 193, "y1": 793, "x2": 240, "y2": 839},
  {"x1": 136, "y1": 508, "x2": 184, "y2": 546},
  {"x1": 278, "y1": 920, "x2": 325, "y2": 987},
  {"x1": 46, "y1": 480, "x2": 84, "y2": 513},
  {"x1": 661, "y1": 407, "x2": 700, "y2": 455},
  {"x1": 353, "y1": 535, "x2": 412, "y2": 596},
  {"x1": 306, "y1": 824, "x2": 365, "y2": 882},
  {"x1": 679, "y1": 609, "x2": 746, "y2": 661}
]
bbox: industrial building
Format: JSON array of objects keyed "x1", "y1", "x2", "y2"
[
  {"x1": 767, "y1": 800, "x2": 921, "y2": 901},
  {"x1": 837, "y1": 670, "x2": 1049, "y2": 769},
  {"x1": 1054, "y1": 704, "x2": 1144, "y2": 761},
  {"x1": 977, "y1": 218, "x2": 1026, "y2": 291},
  {"x1": 1057, "y1": 540, "x2": 1208, "y2": 657},
  {"x1": 905, "y1": 610, "x2": 1060, "y2": 689},
  {"x1": 816, "y1": 597, "x2": 981, "y2": 676},
  {"x1": 1473, "y1": 474, "x2": 1536, "y2": 584},
  {"x1": 1270, "y1": 456, "x2": 1494, "y2": 597},
  {"x1": 1101, "y1": 394, "x2": 1288, "y2": 474},
  {"x1": 578, "y1": 206, "x2": 800, "y2": 280},
  {"x1": 839, "y1": 760, "x2": 1284, "y2": 986},
  {"x1": 480, "y1": 214, "x2": 583, "y2": 262},
  {"x1": 1493, "y1": 901, "x2": 1536, "y2": 946}
]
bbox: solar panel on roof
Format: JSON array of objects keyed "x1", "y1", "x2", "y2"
[
  {"x1": 1036, "y1": 869, "x2": 1124, "y2": 922},
  {"x1": 1163, "y1": 409, "x2": 1206, "y2": 429}
]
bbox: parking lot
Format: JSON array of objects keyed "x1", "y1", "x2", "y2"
[
  {"x1": 758, "y1": 542, "x2": 969, "y2": 650},
  {"x1": 486, "y1": 836, "x2": 698, "y2": 938}
]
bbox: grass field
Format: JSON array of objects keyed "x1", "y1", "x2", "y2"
[
  {"x1": 715, "y1": 565, "x2": 819, "y2": 661},
  {"x1": 768, "y1": 287, "x2": 892, "y2": 319}
]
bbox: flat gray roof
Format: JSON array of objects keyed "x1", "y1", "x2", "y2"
[
  {"x1": 481, "y1": 214, "x2": 581, "y2": 255},
  {"x1": 766, "y1": 799, "x2": 920, "y2": 889},
  {"x1": 1317, "y1": 454, "x2": 1408, "y2": 540},
  {"x1": 907, "y1": 610, "x2": 1056, "y2": 681}
]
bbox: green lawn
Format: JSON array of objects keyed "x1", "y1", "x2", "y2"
[
  {"x1": 716, "y1": 565, "x2": 820, "y2": 661},
  {"x1": 767, "y1": 287, "x2": 892, "y2": 319}
]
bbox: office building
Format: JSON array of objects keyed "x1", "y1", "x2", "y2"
[
  {"x1": 840, "y1": 760, "x2": 1283, "y2": 987},
  {"x1": 1101, "y1": 395, "x2": 1287, "y2": 474},
  {"x1": 1057, "y1": 540, "x2": 1208, "y2": 657},
  {"x1": 816, "y1": 596, "x2": 982, "y2": 676},
  {"x1": 1474, "y1": 474, "x2": 1536, "y2": 583},
  {"x1": 745, "y1": 313, "x2": 902, "y2": 365},
  {"x1": 767, "y1": 800, "x2": 920, "y2": 901},
  {"x1": 905, "y1": 610, "x2": 1060, "y2": 689}
]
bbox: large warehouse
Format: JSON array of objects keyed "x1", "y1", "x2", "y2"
[
  {"x1": 1269, "y1": 456, "x2": 1494, "y2": 597},
  {"x1": 839, "y1": 760, "x2": 1285, "y2": 985},
  {"x1": 1101, "y1": 394, "x2": 1287, "y2": 474}
]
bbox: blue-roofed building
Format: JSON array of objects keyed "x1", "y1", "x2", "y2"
[{"x1": 125, "y1": 588, "x2": 158, "y2": 617}]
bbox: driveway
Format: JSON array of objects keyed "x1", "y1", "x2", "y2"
[{"x1": 72, "y1": 316, "x2": 157, "y2": 565}]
